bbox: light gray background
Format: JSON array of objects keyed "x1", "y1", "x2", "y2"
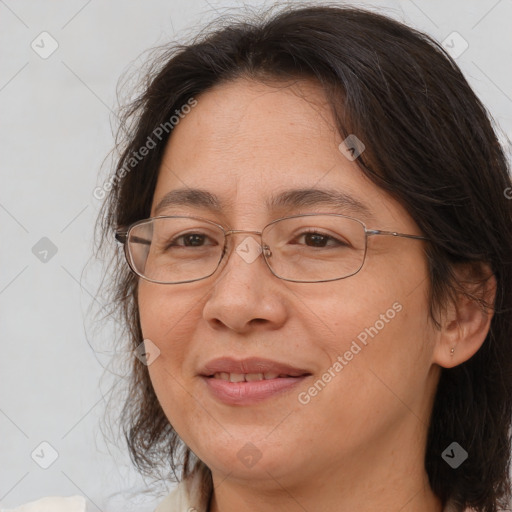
[{"x1": 1, "y1": 0, "x2": 511, "y2": 511}]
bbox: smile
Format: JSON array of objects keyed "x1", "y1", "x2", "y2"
[
  {"x1": 211, "y1": 372, "x2": 294, "y2": 381},
  {"x1": 199, "y1": 357, "x2": 312, "y2": 405}
]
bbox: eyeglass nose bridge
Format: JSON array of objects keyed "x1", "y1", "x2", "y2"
[
  {"x1": 223, "y1": 229, "x2": 272, "y2": 258},
  {"x1": 224, "y1": 229, "x2": 262, "y2": 236}
]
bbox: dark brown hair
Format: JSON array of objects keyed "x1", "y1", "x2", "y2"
[{"x1": 96, "y1": 3, "x2": 512, "y2": 511}]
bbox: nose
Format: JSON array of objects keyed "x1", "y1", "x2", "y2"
[{"x1": 202, "y1": 231, "x2": 288, "y2": 334}]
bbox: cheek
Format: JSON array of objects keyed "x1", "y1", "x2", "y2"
[
  {"x1": 316, "y1": 287, "x2": 434, "y2": 429},
  {"x1": 138, "y1": 282, "x2": 199, "y2": 348},
  {"x1": 138, "y1": 283, "x2": 200, "y2": 407},
  {"x1": 302, "y1": 254, "x2": 434, "y2": 401},
  {"x1": 301, "y1": 263, "x2": 430, "y2": 356}
]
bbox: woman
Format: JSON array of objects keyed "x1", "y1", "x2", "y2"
[
  {"x1": 10, "y1": 3, "x2": 506, "y2": 512},
  {"x1": 97, "y1": 3, "x2": 512, "y2": 512}
]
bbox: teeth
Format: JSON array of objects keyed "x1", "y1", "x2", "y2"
[
  {"x1": 212, "y1": 372, "x2": 285, "y2": 381},
  {"x1": 245, "y1": 373, "x2": 264, "y2": 381}
]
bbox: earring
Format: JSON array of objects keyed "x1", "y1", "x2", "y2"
[{"x1": 450, "y1": 347, "x2": 455, "y2": 356}]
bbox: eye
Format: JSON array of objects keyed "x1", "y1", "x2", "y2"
[
  {"x1": 166, "y1": 232, "x2": 217, "y2": 248},
  {"x1": 302, "y1": 232, "x2": 333, "y2": 248},
  {"x1": 174, "y1": 233, "x2": 208, "y2": 246},
  {"x1": 294, "y1": 229, "x2": 350, "y2": 248}
]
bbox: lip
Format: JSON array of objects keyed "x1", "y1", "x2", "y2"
[
  {"x1": 199, "y1": 357, "x2": 312, "y2": 406},
  {"x1": 200, "y1": 357, "x2": 311, "y2": 377}
]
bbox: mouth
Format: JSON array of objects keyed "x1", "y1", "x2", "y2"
[
  {"x1": 209, "y1": 372, "x2": 301, "y2": 382},
  {"x1": 199, "y1": 357, "x2": 312, "y2": 405}
]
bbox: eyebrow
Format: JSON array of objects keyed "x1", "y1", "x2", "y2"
[
  {"x1": 267, "y1": 188, "x2": 375, "y2": 219},
  {"x1": 153, "y1": 187, "x2": 375, "y2": 219},
  {"x1": 154, "y1": 188, "x2": 222, "y2": 215}
]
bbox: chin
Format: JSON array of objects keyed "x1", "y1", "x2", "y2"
[{"x1": 191, "y1": 435, "x2": 304, "y2": 480}]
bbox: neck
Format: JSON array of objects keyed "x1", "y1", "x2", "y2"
[{"x1": 208, "y1": 467, "x2": 443, "y2": 512}]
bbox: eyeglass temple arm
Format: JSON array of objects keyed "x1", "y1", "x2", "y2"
[
  {"x1": 115, "y1": 229, "x2": 153, "y2": 246},
  {"x1": 115, "y1": 229, "x2": 128, "y2": 244},
  {"x1": 367, "y1": 229, "x2": 428, "y2": 241}
]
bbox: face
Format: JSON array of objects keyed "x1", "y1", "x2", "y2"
[{"x1": 138, "y1": 78, "x2": 440, "y2": 488}]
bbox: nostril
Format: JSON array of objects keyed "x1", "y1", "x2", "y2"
[{"x1": 250, "y1": 318, "x2": 267, "y2": 326}]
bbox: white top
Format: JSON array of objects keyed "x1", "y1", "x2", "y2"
[
  {"x1": 154, "y1": 469, "x2": 207, "y2": 512},
  {"x1": 0, "y1": 496, "x2": 86, "y2": 512}
]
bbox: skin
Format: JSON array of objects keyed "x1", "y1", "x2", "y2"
[{"x1": 138, "y1": 77, "x2": 494, "y2": 512}]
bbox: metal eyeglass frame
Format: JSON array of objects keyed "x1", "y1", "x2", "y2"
[{"x1": 115, "y1": 213, "x2": 429, "y2": 284}]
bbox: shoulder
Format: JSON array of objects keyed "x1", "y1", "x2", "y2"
[{"x1": 1, "y1": 496, "x2": 86, "y2": 512}]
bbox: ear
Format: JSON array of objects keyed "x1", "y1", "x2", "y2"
[{"x1": 433, "y1": 262, "x2": 496, "y2": 369}]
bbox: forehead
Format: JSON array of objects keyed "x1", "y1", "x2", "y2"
[
  {"x1": 151, "y1": 78, "x2": 412, "y2": 230},
  {"x1": 162, "y1": 77, "x2": 338, "y2": 167}
]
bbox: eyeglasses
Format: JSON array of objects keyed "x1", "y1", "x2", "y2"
[{"x1": 115, "y1": 213, "x2": 428, "y2": 284}]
